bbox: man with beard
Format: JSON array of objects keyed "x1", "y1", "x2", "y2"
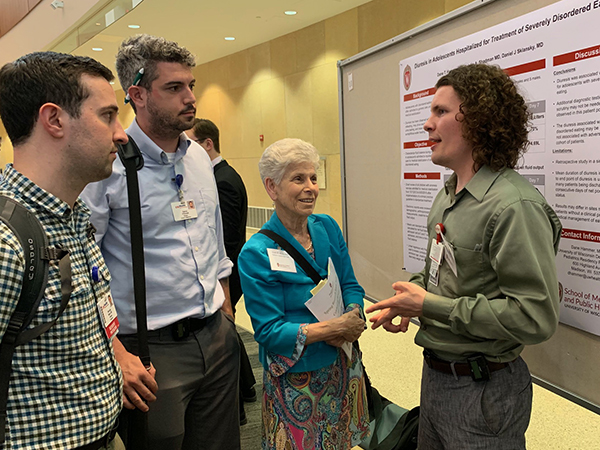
[{"x1": 82, "y1": 35, "x2": 240, "y2": 450}]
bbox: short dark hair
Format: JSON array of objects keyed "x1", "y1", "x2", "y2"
[
  {"x1": 116, "y1": 34, "x2": 195, "y2": 112},
  {"x1": 191, "y1": 118, "x2": 220, "y2": 153},
  {"x1": 436, "y1": 64, "x2": 530, "y2": 171},
  {"x1": 0, "y1": 51, "x2": 114, "y2": 147}
]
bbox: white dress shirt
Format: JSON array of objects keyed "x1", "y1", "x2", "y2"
[{"x1": 81, "y1": 120, "x2": 232, "y2": 333}]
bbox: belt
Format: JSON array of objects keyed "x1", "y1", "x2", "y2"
[
  {"x1": 423, "y1": 349, "x2": 514, "y2": 381},
  {"x1": 168, "y1": 315, "x2": 214, "y2": 340},
  {"x1": 73, "y1": 422, "x2": 118, "y2": 450},
  {"x1": 120, "y1": 314, "x2": 216, "y2": 341}
]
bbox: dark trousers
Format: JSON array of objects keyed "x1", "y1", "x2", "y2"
[
  {"x1": 238, "y1": 332, "x2": 256, "y2": 394},
  {"x1": 231, "y1": 279, "x2": 256, "y2": 401},
  {"x1": 120, "y1": 312, "x2": 241, "y2": 450}
]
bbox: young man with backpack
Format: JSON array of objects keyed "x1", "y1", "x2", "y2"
[{"x1": 0, "y1": 52, "x2": 127, "y2": 449}]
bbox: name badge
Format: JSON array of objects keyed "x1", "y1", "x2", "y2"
[
  {"x1": 267, "y1": 248, "x2": 297, "y2": 273},
  {"x1": 429, "y1": 267, "x2": 439, "y2": 287},
  {"x1": 97, "y1": 293, "x2": 119, "y2": 340},
  {"x1": 441, "y1": 238, "x2": 458, "y2": 278},
  {"x1": 436, "y1": 227, "x2": 458, "y2": 278},
  {"x1": 429, "y1": 239, "x2": 444, "y2": 265},
  {"x1": 171, "y1": 200, "x2": 199, "y2": 221},
  {"x1": 428, "y1": 239, "x2": 444, "y2": 287}
]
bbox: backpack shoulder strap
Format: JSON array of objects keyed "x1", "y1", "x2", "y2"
[
  {"x1": 0, "y1": 196, "x2": 71, "y2": 443},
  {"x1": 0, "y1": 196, "x2": 49, "y2": 327}
]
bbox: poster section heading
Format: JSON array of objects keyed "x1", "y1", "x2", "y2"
[{"x1": 400, "y1": 0, "x2": 600, "y2": 336}]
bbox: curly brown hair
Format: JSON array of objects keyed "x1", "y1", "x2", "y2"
[{"x1": 436, "y1": 64, "x2": 530, "y2": 171}]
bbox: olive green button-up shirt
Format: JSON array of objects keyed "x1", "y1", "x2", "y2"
[{"x1": 410, "y1": 165, "x2": 562, "y2": 362}]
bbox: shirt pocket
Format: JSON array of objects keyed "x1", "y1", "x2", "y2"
[
  {"x1": 34, "y1": 264, "x2": 91, "y2": 337},
  {"x1": 439, "y1": 244, "x2": 484, "y2": 298},
  {"x1": 195, "y1": 188, "x2": 218, "y2": 231},
  {"x1": 92, "y1": 262, "x2": 112, "y2": 300}
]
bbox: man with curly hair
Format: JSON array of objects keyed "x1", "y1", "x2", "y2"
[
  {"x1": 367, "y1": 64, "x2": 562, "y2": 449},
  {"x1": 82, "y1": 35, "x2": 240, "y2": 450}
]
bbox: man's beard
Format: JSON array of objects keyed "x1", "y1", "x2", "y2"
[{"x1": 147, "y1": 99, "x2": 195, "y2": 138}]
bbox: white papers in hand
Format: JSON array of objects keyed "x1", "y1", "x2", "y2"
[{"x1": 305, "y1": 258, "x2": 352, "y2": 360}]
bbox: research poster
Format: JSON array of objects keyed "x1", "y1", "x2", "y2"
[{"x1": 400, "y1": 0, "x2": 600, "y2": 335}]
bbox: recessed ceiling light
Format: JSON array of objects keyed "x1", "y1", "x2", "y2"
[
  {"x1": 224, "y1": 37, "x2": 235, "y2": 41},
  {"x1": 92, "y1": 47, "x2": 103, "y2": 51},
  {"x1": 95, "y1": 22, "x2": 101, "y2": 26},
  {"x1": 128, "y1": 24, "x2": 140, "y2": 29},
  {"x1": 284, "y1": 11, "x2": 297, "y2": 15}
]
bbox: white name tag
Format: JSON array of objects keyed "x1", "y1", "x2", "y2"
[
  {"x1": 440, "y1": 234, "x2": 458, "y2": 278},
  {"x1": 97, "y1": 292, "x2": 119, "y2": 340},
  {"x1": 429, "y1": 239, "x2": 444, "y2": 265},
  {"x1": 428, "y1": 239, "x2": 444, "y2": 287},
  {"x1": 429, "y1": 268, "x2": 439, "y2": 287},
  {"x1": 267, "y1": 248, "x2": 297, "y2": 273},
  {"x1": 171, "y1": 200, "x2": 198, "y2": 221}
]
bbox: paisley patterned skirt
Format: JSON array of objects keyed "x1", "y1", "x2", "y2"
[{"x1": 261, "y1": 346, "x2": 370, "y2": 450}]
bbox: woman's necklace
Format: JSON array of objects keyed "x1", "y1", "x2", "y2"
[
  {"x1": 293, "y1": 231, "x2": 313, "y2": 252},
  {"x1": 303, "y1": 235, "x2": 314, "y2": 253}
]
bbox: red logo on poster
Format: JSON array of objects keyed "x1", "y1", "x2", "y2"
[
  {"x1": 558, "y1": 282, "x2": 563, "y2": 303},
  {"x1": 403, "y1": 65, "x2": 412, "y2": 91}
]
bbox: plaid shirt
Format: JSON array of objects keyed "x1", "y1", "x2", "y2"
[{"x1": 0, "y1": 165, "x2": 122, "y2": 450}]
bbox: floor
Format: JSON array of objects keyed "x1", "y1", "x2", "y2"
[{"x1": 235, "y1": 297, "x2": 600, "y2": 449}]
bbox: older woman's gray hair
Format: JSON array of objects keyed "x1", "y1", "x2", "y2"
[{"x1": 259, "y1": 138, "x2": 320, "y2": 185}]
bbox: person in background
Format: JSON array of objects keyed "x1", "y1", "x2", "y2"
[
  {"x1": 367, "y1": 63, "x2": 562, "y2": 449},
  {"x1": 186, "y1": 118, "x2": 256, "y2": 425},
  {"x1": 82, "y1": 35, "x2": 240, "y2": 450},
  {"x1": 0, "y1": 51, "x2": 126, "y2": 450},
  {"x1": 238, "y1": 138, "x2": 370, "y2": 450}
]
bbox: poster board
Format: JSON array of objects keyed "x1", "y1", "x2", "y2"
[{"x1": 339, "y1": 0, "x2": 600, "y2": 413}]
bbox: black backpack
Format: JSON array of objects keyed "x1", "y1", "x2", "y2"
[{"x1": 0, "y1": 196, "x2": 71, "y2": 444}]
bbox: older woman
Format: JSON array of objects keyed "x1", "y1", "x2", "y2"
[{"x1": 238, "y1": 139, "x2": 370, "y2": 450}]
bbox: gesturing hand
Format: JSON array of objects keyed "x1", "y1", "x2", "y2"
[{"x1": 365, "y1": 282, "x2": 426, "y2": 333}]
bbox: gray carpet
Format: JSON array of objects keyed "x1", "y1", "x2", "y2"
[{"x1": 238, "y1": 326, "x2": 264, "y2": 450}]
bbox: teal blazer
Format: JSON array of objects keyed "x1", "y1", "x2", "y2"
[{"x1": 238, "y1": 212, "x2": 365, "y2": 373}]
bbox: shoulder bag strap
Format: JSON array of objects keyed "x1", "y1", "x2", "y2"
[
  {"x1": 117, "y1": 136, "x2": 150, "y2": 368},
  {"x1": 117, "y1": 136, "x2": 151, "y2": 450},
  {"x1": 258, "y1": 229, "x2": 323, "y2": 285}
]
